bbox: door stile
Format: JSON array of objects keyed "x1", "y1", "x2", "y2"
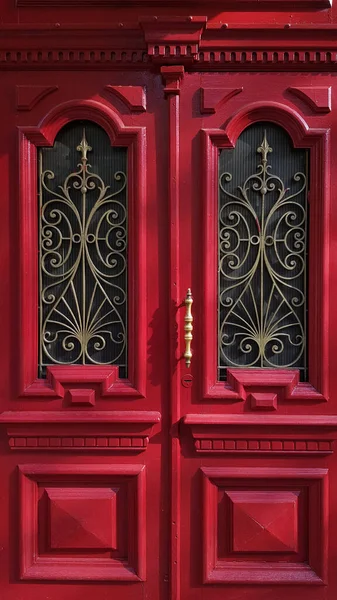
[{"x1": 161, "y1": 65, "x2": 185, "y2": 600}]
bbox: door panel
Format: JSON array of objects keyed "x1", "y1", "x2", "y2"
[
  {"x1": 0, "y1": 70, "x2": 169, "y2": 600},
  {"x1": 178, "y1": 72, "x2": 337, "y2": 600}
]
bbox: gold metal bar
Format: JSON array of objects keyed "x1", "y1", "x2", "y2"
[{"x1": 184, "y1": 288, "x2": 193, "y2": 368}]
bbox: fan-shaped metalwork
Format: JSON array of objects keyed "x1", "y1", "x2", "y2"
[
  {"x1": 218, "y1": 126, "x2": 308, "y2": 378},
  {"x1": 39, "y1": 124, "x2": 127, "y2": 377}
]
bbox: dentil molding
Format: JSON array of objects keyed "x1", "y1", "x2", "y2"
[{"x1": 1, "y1": 21, "x2": 337, "y2": 70}]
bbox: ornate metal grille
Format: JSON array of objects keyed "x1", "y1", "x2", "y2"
[
  {"x1": 218, "y1": 123, "x2": 308, "y2": 380},
  {"x1": 38, "y1": 121, "x2": 128, "y2": 378}
]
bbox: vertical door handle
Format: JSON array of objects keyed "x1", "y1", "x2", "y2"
[{"x1": 184, "y1": 288, "x2": 193, "y2": 368}]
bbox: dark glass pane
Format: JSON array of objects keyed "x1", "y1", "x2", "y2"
[
  {"x1": 38, "y1": 121, "x2": 128, "y2": 378},
  {"x1": 218, "y1": 123, "x2": 308, "y2": 380}
]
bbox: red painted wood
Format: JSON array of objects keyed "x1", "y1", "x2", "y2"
[
  {"x1": 201, "y1": 467, "x2": 328, "y2": 584},
  {"x1": 1, "y1": 3, "x2": 337, "y2": 600}
]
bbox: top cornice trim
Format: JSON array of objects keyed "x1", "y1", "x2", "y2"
[
  {"x1": 16, "y1": 0, "x2": 332, "y2": 8},
  {"x1": 2, "y1": 20, "x2": 337, "y2": 70}
]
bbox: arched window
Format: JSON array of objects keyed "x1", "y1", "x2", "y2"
[
  {"x1": 218, "y1": 123, "x2": 308, "y2": 380},
  {"x1": 38, "y1": 121, "x2": 128, "y2": 377}
]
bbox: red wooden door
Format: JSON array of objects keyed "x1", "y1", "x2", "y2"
[
  {"x1": 1, "y1": 3, "x2": 337, "y2": 600},
  {"x1": 0, "y1": 66, "x2": 170, "y2": 599},
  {"x1": 177, "y1": 70, "x2": 337, "y2": 599}
]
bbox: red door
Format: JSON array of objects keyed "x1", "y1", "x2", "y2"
[
  {"x1": 0, "y1": 65, "x2": 170, "y2": 599},
  {"x1": 1, "y1": 3, "x2": 337, "y2": 600},
  {"x1": 177, "y1": 70, "x2": 337, "y2": 599}
]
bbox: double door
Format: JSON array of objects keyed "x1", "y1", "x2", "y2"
[{"x1": 0, "y1": 67, "x2": 336, "y2": 600}]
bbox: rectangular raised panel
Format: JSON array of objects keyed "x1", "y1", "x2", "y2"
[
  {"x1": 202, "y1": 467, "x2": 327, "y2": 584},
  {"x1": 47, "y1": 488, "x2": 117, "y2": 550},
  {"x1": 228, "y1": 491, "x2": 299, "y2": 553},
  {"x1": 19, "y1": 464, "x2": 146, "y2": 581},
  {"x1": 250, "y1": 392, "x2": 277, "y2": 410}
]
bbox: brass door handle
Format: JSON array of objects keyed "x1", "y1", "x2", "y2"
[{"x1": 184, "y1": 288, "x2": 193, "y2": 368}]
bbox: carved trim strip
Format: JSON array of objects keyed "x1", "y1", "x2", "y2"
[
  {"x1": 185, "y1": 414, "x2": 337, "y2": 425},
  {"x1": 0, "y1": 410, "x2": 161, "y2": 452},
  {"x1": 2, "y1": 50, "x2": 336, "y2": 69},
  {"x1": 0, "y1": 50, "x2": 149, "y2": 68},
  {"x1": 16, "y1": 0, "x2": 332, "y2": 6},
  {"x1": 9, "y1": 436, "x2": 149, "y2": 451},
  {"x1": 184, "y1": 414, "x2": 337, "y2": 456},
  {"x1": 2, "y1": 24, "x2": 337, "y2": 71},
  {"x1": 194, "y1": 438, "x2": 333, "y2": 455},
  {"x1": 196, "y1": 51, "x2": 337, "y2": 66}
]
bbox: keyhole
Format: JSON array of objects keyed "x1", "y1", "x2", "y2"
[{"x1": 181, "y1": 374, "x2": 193, "y2": 388}]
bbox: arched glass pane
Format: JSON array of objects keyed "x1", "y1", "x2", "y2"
[
  {"x1": 38, "y1": 120, "x2": 128, "y2": 378},
  {"x1": 218, "y1": 123, "x2": 308, "y2": 380}
]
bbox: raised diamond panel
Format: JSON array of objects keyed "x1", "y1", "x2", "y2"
[
  {"x1": 19, "y1": 464, "x2": 145, "y2": 581},
  {"x1": 47, "y1": 487, "x2": 117, "y2": 550},
  {"x1": 227, "y1": 491, "x2": 298, "y2": 553},
  {"x1": 202, "y1": 467, "x2": 327, "y2": 584}
]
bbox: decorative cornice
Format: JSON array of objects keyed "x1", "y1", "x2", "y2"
[
  {"x1": 1, "y1": 23, "x2": 337, "y2": 70},
  {"x1": 16, "y1": 0, "x2": 332, "y2": 7},
  {"x1": 141, "y1": 16, "x2": 207, "y2": 59},
  {"x1": 183, "y1": 414, "x2": 337, "y2": 455},
  {"x1": 0, "y1": 410, "x2": 161, "y2": 452}
]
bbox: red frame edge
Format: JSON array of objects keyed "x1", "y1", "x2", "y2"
[
  {"x1": 201, "y1": 101, "x2": 330, "y2": 403},
  {"x1": 18, "y1": 98, "x2": 146, "y2": 399}
]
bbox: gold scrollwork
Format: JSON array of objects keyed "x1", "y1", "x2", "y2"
[
  {"x1": 39, "y1": 127, "x2": 127, "y2": 375},
  {"x1": 218, "y1": 129, "x2": 307, "y2": 375}
]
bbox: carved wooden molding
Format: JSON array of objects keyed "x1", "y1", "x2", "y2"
[
  {"x1": 288, "y1": 86, "x2": 332, "y2": 113},
  {"x1": 18, "y1": 100, "x2": 147, "y2": 400},
  {"x1": 200, "y1": 87, "x2": 243, "y2": 113},
  {"x1": 0, "y1": 410, "x2": 161, "y2": 452},
  {"x1": 202, "y1": 466, "x2": 328, "y2": 584},
  {"x1": 221, "y1": 369, "x2": 327, "y2": 403},
  {"x1": 2, "y1": 23, "x2": 337, "y2": 71},
  {"x1": 104, "y1": 85, "x2": 146, "y2": 112},
  {"x1": 183, "y1": 414, "x2": 337, "y2": 455},
  {"x1": 202, "y1": 107, "x2": 329, "y2": 402},
  {"x1": 16, "y1": 0, "x2": 332, "y2": 7},
  {"x1": 141, "y1": 17, "x2": 207, "y2": 59},
  {"x1": 16, "y1": 85, "x2": 58, "y2": 111},
  {"x1": 161, "y1": 65, "x2": 185, "y2": 95},
  {"x1": 19, "y1": 463, "x2": 146, "y2": 580}
]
